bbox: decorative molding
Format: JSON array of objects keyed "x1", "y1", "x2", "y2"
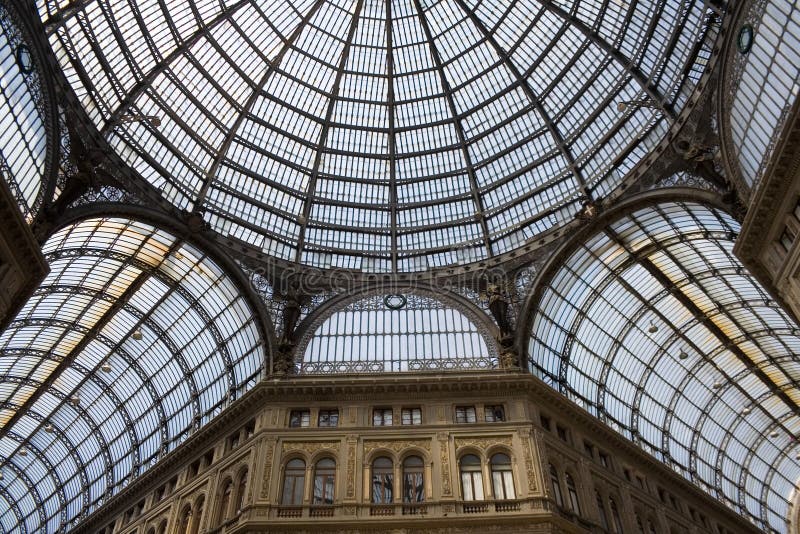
[
  {"x1": 363, "y1": 439, "x2": 431, "y2": 455},
  {"x1": 282, "y1": 441, "x2": 340, "y2": 455},
  {"x1": 454, "y1": 436, "x2": 512, "y2": 451},
  {"x1": 261, "y1": 439, "x2": 276, "y2": 500},
  {"x1": 346, "y1": 436, "x2": 357, "y2": 498},
  {"x1": 519, "y1": 431, "x2": 537, "y2": 493},
  {"x1": 438, "y1": 435, "x2": 452, "y2": 497}
]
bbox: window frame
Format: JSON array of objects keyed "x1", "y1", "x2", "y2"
[
  {"x1": 455, "y1": 406, "x2": 477, "y2": 424},
  {"x1": 318, "y1": 409, "x2": 339, "y2": 428},
  {"x1": 289, "y1": 409, "x2": 311, "y2": 428}
]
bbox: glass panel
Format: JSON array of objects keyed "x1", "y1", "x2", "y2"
[
  {"x1": 403, "y1": 456, "x2": 424, "y2": 502},
  {"x1": 39, "y1": 0, "x2": 718, "y2": 271},
  {"x1": 0, "y1": 217, "x2": 265, "y2": 532},
  {"x1": 301, "y1": 293, "x2": 494, "y2": 373},
  {"x1": 372, "y1": 457, "x2": 393, "y2": 504},
  {"x1": 529, "y1": 201, "x2": 800, "y2": 532}
]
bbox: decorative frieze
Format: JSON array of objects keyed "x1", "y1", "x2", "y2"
[
  {"x1": 363, "y1": 439, "x2": 431, "y2": 455},
  {"x1": 454, "y1": 436, "x2": 512, "y2": 451},
  {"x1": 281, "y1": 441, "x2": 340, "y2": 455}
]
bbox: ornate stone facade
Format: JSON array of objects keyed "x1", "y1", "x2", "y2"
[{"x1": 76, "y1": 373, "x2": 762, "y2": 534}]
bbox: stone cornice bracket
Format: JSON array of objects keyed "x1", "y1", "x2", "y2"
[{"x1": 0, "y1": 173, "x2": 49, "y2": 330}]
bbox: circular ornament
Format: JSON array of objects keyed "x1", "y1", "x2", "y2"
[
  {"x1": 383, "y1": 294, "x2": 407, "y2": 310},
  {"x1": 737, "y1": 25, "x2": 754, "y2": 54},
  {"x1": 16, "y1": 45, "x2": 33, "y2": 73}
]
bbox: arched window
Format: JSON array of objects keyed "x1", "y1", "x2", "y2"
[
  {"x1": 596, "y1": 492, "x2": 609, "y2": 530},
  {"x1": 610, "y1": 497, "x2": 623, "y2": 533},
  {"x1": 189, "y1": 497, "x2": 204, "y2": 534},
  {"x1": 235, "y1": 469, "x2": 248, "y2": 514},
  {"x1": 460, "y1": 454, "x2": 484, "y2": 501},
  {"x1": 156, "y1": 520, "x2": 167, "y2": 534},
  {"x1": 313, "y1": 458, "x2": 336, "y2": 505},
  {"x1": 372, "y1": 457, "x2": 393, "y2": 503},
  {"x1": 217, "y1": 479, "x2": 232, "y2": 523},
  {"x1": 178, "y1": 506, "x2": 191, "y2": 534},
  {"x1": 403, "y1": 456, "x2": 424, "y2": 503},
  {"x1": 565, "y1": 472, "x2": 580, "y2": 513},
  {"x1": 146, "y1": 528, "x2": 155, "y2": 534},
  {"x1": 549, "y1": 464, "x2": 563, "y2": 508},
  {"x1": 282, "y1": 459, "x2": 306, "y2": 505},
  {"x1": 490, "y1": 453, "x2": 515, "y2": 500}
]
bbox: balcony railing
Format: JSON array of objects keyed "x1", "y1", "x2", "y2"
[{"x1": 272, "y1": 499, "x2": 529, "y2": 520}]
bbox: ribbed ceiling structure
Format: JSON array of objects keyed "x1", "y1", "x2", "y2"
[
  {"x1": 528, "y1": 202, "x2": 800, "y2": 532},
  {"x1": 0, "y1": 1, "x2": 46, "y2": 223},
  {"x1": 40, "y1": 0, "x2": 714, "y2": 272},
  {"x1": 4, "y1": 0, "x2": 800, "y2": 533},
  {"x1": 0, "y1": 217, "x2": 265, "y2": 532}
]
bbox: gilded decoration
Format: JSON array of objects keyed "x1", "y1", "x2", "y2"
[
  {"x1": 363, "y1": 439, "x2": 431, "y2": 455},
  {"x1": 454, "y1": 436, "x2": 512, "y2": 451}
]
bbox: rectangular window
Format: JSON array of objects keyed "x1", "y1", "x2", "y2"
[
  {"x1": 401, "y1": 407, "x2": 422, "y2": 425},
  {"x1": 455, "y1": 406, "x2": 477, "y2": 423},
  {"x1": 598, "y1": 451, "x2": 610, "y2": 468},
  {"x1": 484, "y1": 405, "x2": 505, "y2": 422},
  {"x1": 556, "y1": 425, "x2": 569, "y2": 442},
  {"x1": 540, "y1": 414, "x2": 551, "y2": 431},
  {"x1": 780, "y1": 226, "x2": 796, "y2": 251},
  {"x1": 245, "y1": 420, "x2": 255, "y2": 438},
  {"x1": 584, "y1": 440, "x2": 595, "y2": 458},
  {"x1": 373, "y1": 408, "x2": 393, "y2": 426},
  {"x1": 289, "y1": 409, "x2": 310, "y2": 428},
  {"x1": 318, "y1": 409, "x2": 339, "y2": 427}
]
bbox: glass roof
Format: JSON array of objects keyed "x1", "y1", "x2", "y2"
[
  {"x1": 0, "y1": 4, "x2": 47, "y2": 223},
  {"x1": 299, "y1": 292, "x2": 495, "y2": 373},
  {"x1": 0, "y1": 217, "x2": 265, "y2": 533},
  {"x1": 528, "y1": 202, "x2": 800, "y2": 533},
  {"x1": 39, "y1": 0, "x2": 716, "y2": 271}
]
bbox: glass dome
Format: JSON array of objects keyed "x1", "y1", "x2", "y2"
[{"x1": 40, "y1": 0, "x2": 717, "y2": 272}]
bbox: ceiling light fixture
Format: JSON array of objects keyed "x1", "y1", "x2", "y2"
[
  {"x1": 44, "y1": 423, "x2": 54, "y2": 433},
  {"x1": 741, "y1": 407, "x2": 751, "y2": 415},
  {"x1": 101, "y1": 362, "x2": 112, "y2": 373},
  {"x1": 69, "y1": 395, "x2": 80, "y2": 407},
  {"x1": 770, "y1": 431, "x2": 779, "y2": 438},
  {"x1": 131, "y1": 329, "x2": 143, "y2": 340},
  {"x1": 648, "y1": 322, "x2": 658, "y2": 333},
  {"x1": 678, "y1": 349, "x2": 688, "y2": 360},
  {"x1": 712, "y1": 381, "x2": 722, "y2": 389},
  {"x1": 19, "y1": 448, "x2": 27, "y2": 457}
]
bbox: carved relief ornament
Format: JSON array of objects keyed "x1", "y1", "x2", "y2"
[
  {"x1": 363, "y1": 439, "x2": 431, "y2": 455},
  {"x1": 282, "y1": 441, "x2": 340, "y2": 455},
  {"x1": 454, "y1": 436, "x2": 512, "y2": 451}
]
